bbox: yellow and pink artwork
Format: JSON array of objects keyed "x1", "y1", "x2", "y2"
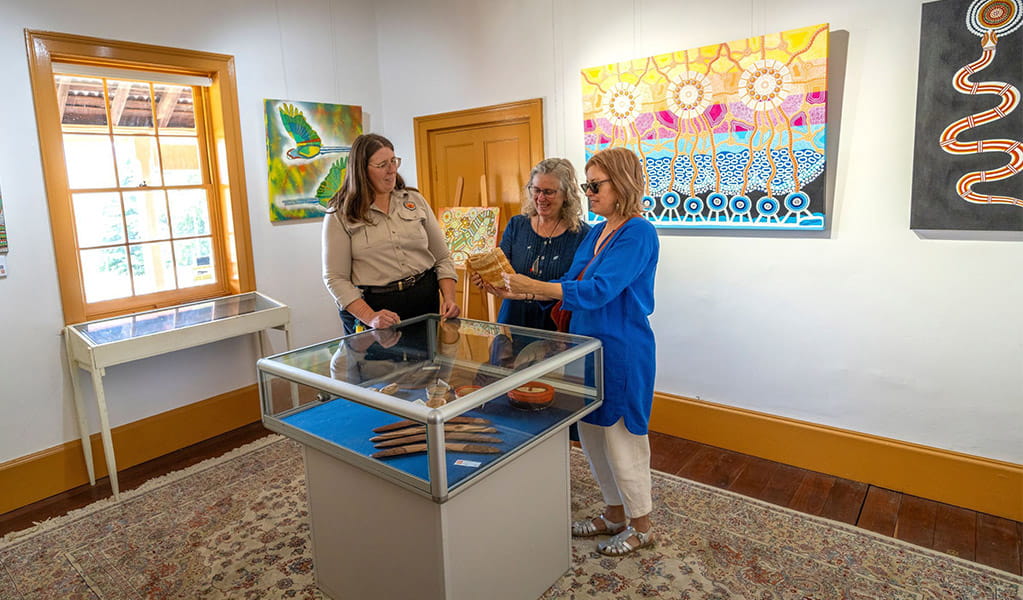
[
  {"x1": 582, "y1": 23, "x2": 829, "y2": 230},
  {"x1": 264, "y1": 99, "x2": 362, "y2": 222},
  {"x1": 439, "y1": 207, "x2": 500, "y2": 267}
]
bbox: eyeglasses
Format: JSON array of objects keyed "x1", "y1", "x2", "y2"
[
  {"x1": 580, "y1": 179, "x2": 611, "y2": 194},
  {"x1": 369, "y1": 157, "x2": 402, "y2": 169},
  {"x1": 527, "y1": 185, "x2": 559, "y2": 198}
]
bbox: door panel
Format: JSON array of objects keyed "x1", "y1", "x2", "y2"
[{"x1": 414, "y1": 99, "x2": 544, "y2": 322}]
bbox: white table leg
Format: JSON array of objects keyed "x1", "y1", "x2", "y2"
[
  {"x1": 89, "y1": 367, "x2": 120, "y2": 500},
  {"x1": 64, "y1": 329, "x2": 96, "y2": 486},
  {"x1": 279, "y1": 325, "x2": 300, "y2": 407},
  {"x1": 257, "y1": 330, "x2": 267, "y2": 358}
]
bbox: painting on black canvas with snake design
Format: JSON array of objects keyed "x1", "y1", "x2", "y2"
[{"x1": 911, "y1": 0, "x2": 1022, "y2": 231}]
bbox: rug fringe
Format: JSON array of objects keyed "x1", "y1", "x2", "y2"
[{"x1": 0, "y1": 434, "x2": 284, "y2": 546}]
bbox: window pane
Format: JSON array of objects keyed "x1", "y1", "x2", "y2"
[
  {"x1": 129, "y1": 241, "x2": 176, "y2": 294},
  {"x1": 124, "y1": 190, "x2": 170, "y2": 242},
  {"x1": 168, "y1": 189, "x2": 210, "y2": 236},
  {"x1": 63, "y1": 134, "x2": 117, "y2": 189},
  {"x1": 55, "y1": 75, "x2": 108, "y2": 128},
  {"x1": 174, "y1": 237, "x2": 215, "y2": 287},
  {"x1": 72, "y1": 192, "x2": 125, "y2": 247},
  {"x1": 153, "y1": 84, "x2": 196, "y2": 133},
  {"x1": 113, "y1": 135, "x2": 163, "y2": 187},
  {"x1": 81, "y1": 246, "x2": 132, "y2": 302},
  {"x1": 107, "y1": 80, "x2": 154, "y2": 133},
  {"x1": 160, "y1": 137, "x2": 203, "y2": 185}
]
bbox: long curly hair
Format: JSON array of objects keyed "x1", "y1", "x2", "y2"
[{"x1": 520, "y1": 158, "x2": 586, "y2": 232}]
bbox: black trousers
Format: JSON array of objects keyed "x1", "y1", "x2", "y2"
[{"x1": 340, "y1": 269, "x2": 440, "y2": 335}]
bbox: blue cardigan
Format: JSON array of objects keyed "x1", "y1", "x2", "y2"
[{"x1": 559, "y1": 217, "x2": 659, "y2": 434}]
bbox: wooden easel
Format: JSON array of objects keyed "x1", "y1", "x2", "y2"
[{"x1": 453, "y1": 175, "x2": 498, "y2": 322}]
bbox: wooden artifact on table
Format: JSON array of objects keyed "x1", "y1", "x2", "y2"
[
  {"x1": 372, "y1": 443, "x2": 502, "y2": 459},
  {"x1": 466, "y1": 247, "x2": 515, "y2": 288},
  {"x1": 373, "y1": 432, "x2": 502, "y2": 448},
  {"x1": 378, "y1": 382, "x2": 399, "y2": 395},
  {"x1": 372, "y1": 415, "x2": 490, "y2": 434},
  {"x1": 370, "y1": 424, "x2": 498, "y2": 442}
]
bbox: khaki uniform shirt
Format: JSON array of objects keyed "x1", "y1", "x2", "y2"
[{"x1": 322, "y1": 188, "x2": 457, "y2": 309}]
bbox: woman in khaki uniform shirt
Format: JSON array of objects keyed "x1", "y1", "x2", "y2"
[{"x1": 322, "y1": 133, "x2": 460, "y2": 334}]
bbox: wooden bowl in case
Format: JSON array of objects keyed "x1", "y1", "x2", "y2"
[{"x1": 507, "y1": 381, "x2": 554, "y2": 411}]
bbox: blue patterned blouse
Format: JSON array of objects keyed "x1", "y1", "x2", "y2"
[{"x1": 498, "y1": 214, "x2": 591, "y2": 330}]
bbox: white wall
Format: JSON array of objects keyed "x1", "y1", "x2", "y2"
[
  {"x1": 375, "y1": 0, "x2": 1022, "y2": 463},
  {"x1": 0, "y1": 0, "x2": 381, "y2": 463},
  {"x1": 0, "y1": 0, "x2": 1019, "y2": 471}
]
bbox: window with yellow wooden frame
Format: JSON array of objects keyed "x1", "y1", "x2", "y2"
[{"x1": 25, "y1": 31, "x2": 255, "y2": 324}]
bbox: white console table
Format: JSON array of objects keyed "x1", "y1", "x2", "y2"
[{"x1": 64, "y1": 291, "x2": 291, "y2": 499}]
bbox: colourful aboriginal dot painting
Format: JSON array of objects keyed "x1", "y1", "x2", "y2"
[
  {"x1": 581, "y1": 23, "x2": 829, "y2": 231},
  {"x1": 439, "y1": 206, "x2": 500, "y2": 267},
  {"x1": 264, "y1": 99, "x2": 362, "y2": 222},
  {"x1": 910, "y1": 0, "x2": 1022, "y2": 231}
]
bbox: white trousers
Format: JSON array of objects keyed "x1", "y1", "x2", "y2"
[{"x1": 577, "y1": 419, "x2": 652, "y2": 519}]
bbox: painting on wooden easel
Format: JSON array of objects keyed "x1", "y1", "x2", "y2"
[{"x1": 439, "y1": 206, "x2": 501, "y2": 267}]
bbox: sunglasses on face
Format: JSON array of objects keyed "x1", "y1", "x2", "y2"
[
  {"x1": 369, "y1": 157, "x2": 402, "y2": 169},
  {"x1": 580, "y1": 179, "x2": 611, "y2": 194}
]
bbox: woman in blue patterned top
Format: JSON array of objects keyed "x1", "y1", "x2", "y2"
[{"x1": 473, "y1": 158, "x2": 590, "y2": 330}]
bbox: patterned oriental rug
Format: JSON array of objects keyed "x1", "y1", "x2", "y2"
[{"x1": 1, "y1": 436, "x2": 1019, "y2": 599}]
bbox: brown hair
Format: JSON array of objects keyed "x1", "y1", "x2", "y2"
[
  {"x1": 584, "y1": 147, "x2": 645, "y2": 217},
  {"x1": 326, "y1": 133, "x2": 408, "y2": 224},
  {"x1": 521, "y1": 158, "x2": 586, "y2": 232}
]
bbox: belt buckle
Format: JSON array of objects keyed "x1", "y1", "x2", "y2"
[{"x1": 397, "y1": 274, "x2": 415, "y2": 291}]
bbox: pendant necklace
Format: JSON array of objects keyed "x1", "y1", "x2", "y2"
[{"x1": 530, "y1": 216, "x2": 561, "y2": 276}]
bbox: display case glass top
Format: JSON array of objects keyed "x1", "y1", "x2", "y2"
[
  {"x1": 72, "y1": 292, "x2": 282, "y2": 345},
  {"x1": 258, "y1": 315, "x2": 603, "y2": 501}
]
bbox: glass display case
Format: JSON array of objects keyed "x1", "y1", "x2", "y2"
[
  {"x1": 257, "y1": 314, "x2": 603, "y2": 502},
  {"x1": 64, "y1": 291, "x2": 291, "y2": 500}
]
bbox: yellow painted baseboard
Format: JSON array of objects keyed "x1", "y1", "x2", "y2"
[
  {"x1": 5, "y1": 388, "x2": 1020, "y2": 522},
  {"x1": 0, "y1": 385, "x2": 260, "y2": 515},
  {"x1": 650, "y1": 392, "x2": 1023, "y2": 521}
]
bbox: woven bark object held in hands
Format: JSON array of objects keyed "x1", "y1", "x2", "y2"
[{"x1": 467, "y1": 247, "x2": 515, "y2": 287}]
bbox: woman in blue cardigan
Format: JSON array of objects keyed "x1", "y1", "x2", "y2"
[{"x1": 504, "y1": 146, "x2": 659, "y2": 557}]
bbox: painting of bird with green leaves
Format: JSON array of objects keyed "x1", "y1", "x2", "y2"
[
  {"x1": 264, "y1": 99, "x2": 362, "y2": 222},
  {"x1": 278, "y1": 103, "x2": 352, "y2": 160}
]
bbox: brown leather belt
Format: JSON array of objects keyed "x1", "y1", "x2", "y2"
[{"x1": 359, "y1": 268, "x2": 434, "y2": 294}]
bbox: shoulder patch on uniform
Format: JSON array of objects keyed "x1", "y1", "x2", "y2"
[{"x1": 403, "y1": 200, "x2": 417, "y2": 210}]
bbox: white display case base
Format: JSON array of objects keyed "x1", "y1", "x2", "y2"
[{"x1": 305, "y1": 430, "x2": 571, "y2": 600}]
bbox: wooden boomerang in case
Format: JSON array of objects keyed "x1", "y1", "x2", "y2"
[
  {"x1": 370, "y1": 424, "x2": 497, "y2": 442},
  {"x1": 373, "y1": 432, "x2": 502, "y2": 448},
  {"x1": 371, "y1": 416, "x2": 491, "y2": 433},
  {"x1": 371, "y1": 443, "x2": 502, "y2": 459}
]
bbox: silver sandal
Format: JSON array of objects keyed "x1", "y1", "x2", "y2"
[
  {"x1": 597, "y1": 525, "x2": 656, "y2": 556},
  {"x1": 571, "y1": 513, "x2": 627, "y2": 537}
]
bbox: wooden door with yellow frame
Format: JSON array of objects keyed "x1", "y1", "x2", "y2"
[{"x1": 414, "y1": 99, "x2": 544, "y2": 322}]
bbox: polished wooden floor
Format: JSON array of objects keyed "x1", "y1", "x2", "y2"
[{"x1": 2, "y1": 424, "x2": 1019, "y2": 576}]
